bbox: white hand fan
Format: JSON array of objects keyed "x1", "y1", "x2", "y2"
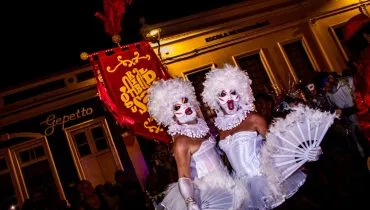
[
  {"x1": 195, "y1": 186, "x2": 234, "y2": 210},
  {"x1": 261, "y1": 104, "x2": 336, "y2": 183}
]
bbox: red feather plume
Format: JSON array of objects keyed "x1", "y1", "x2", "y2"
[{"x1": 95, "y1": 0, "x2": 133, "y2": 36}]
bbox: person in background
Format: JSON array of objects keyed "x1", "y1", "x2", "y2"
[
  {"x1": 341, "y1": 63, "x2": 368, "y2": 115},
  {"x1": 77, "y1": 180, "x2": 110, "y2": 210},
  {"x1": 302, "y1": 75, "x2": 334, "y2": 112},
  {"x1": 145, "y1": 143, "x2": 177, "y2": 208},
  {"x1": 95, "y1": 183, "x2": 119, "y2": 210},
  {"x1": 324, "y1": 73, "x2": 370, "y2": 159},
  {"x1": 296, "y1": 74, "x2": 368, "y2": 209},
  {"x1": 114, "y1": 170, "x2": 146, "y2": 210}
]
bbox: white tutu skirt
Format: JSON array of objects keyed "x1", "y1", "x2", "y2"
[
  {"x1": 159, "y1": 172, "x2": 246, "y2": 210},
  {"x1": 237, "y1": 170, "x2": 306, "y2": 210}
]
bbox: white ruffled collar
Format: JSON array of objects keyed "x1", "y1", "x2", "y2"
[
  {"x1": 167, "y1": 118, "x2": 209, "y2": 138},
  {"x1": 215, "y1": 108, "x2": 248, "y2": 131}
]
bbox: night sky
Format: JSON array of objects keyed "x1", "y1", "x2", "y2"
[{"x1": 1, "y1": 0, "x2": 245, "y2": 91}]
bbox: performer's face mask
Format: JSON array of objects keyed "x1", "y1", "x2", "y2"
[
  {"x1": 306, "y1": 83, "x2": 316, "y2": 95},
  {"x1": 218, "y1": 89, "x2": 240, "y2": 115},
  {"x1": 173, "y1": 97, "x2": 197, "y2": 124},
  {"x1": 306, "y1": 83, "x2": 315, "y2": 91}
]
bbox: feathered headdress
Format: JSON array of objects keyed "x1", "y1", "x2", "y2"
[
  {"x1": 148, "y1": 78, "x2": 198, "y2": 127},
  {"x1": 202, "y1": 64, "x2": 255, "y2": 115}
]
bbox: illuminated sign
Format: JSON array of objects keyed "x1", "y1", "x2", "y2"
[
  {"x1": 40, "y1": 107, "x2": 94, "y2": 136},
  {"x1": 205, "y1": 21, "x2": 270, "y2": 42}
]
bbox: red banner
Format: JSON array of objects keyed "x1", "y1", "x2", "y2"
[{"x1": 89, "y1": 41, "x2": 171, "y2": 143}]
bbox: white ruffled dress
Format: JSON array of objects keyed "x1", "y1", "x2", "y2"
[
  {"x1": 219, "y1": 131, "x2": 306, "y2": 209},
  {"x1": 159, "y1": 137, "x2": 246, "y2": 210}
]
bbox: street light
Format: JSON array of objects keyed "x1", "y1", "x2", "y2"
[{"x1": 146, "y1": 28, "x2": 161, "y2": 43}]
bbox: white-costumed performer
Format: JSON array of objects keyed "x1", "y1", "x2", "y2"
[
  {"x1": 147, "y1": 78, "x2": 246, "y2": 210},
  {"x1": 202, "y1": 65, "x2": 327, "y2": 209}
]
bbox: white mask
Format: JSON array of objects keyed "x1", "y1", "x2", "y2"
[
  {"x1": 173, "y1": 97, "x2": 197, "y2": 124},
  {"x1": 218, "y1": 89, "x2": 240, "y2": 115},
  {"x1": 306, "y1": 83, "x2": 315, "y2": 92}
]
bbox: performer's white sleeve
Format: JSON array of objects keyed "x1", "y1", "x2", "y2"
[{"x1": 178, "y1": 177, "x2": 200, "y2": 210}]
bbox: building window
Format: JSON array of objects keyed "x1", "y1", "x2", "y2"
[
  {"x1": 70, "y1": 124, "x2": 109, "y2": 158},
  {"x1": 184, "y1": 65, "x2": 216, "y2": 123},
  {"x1": 73, "y1": 132, "x2": 91, "y2": 157},
  {"x1": 281, "y1": 39, "x2": 316, "y2": 81},
  {"x1": 16, "y1": 146, "x2": 59, "y2": 200},
  {"x1": 0, "y1": 156, "x2": 17, "y2": 209},
  {"x1": 91, "y1": 126, "x2": 109, "y2": 151},
  {"x1": 9, "y1": 137, "x2": 67, "y2": 204},
  {"x1": 64, "y1": 117, "x2": 123, "y2": 187},
  {"x1": 330, "y1": 23, "x2": 350, "y2": 60},
  {"x1": 234, "y1": 52, "x2": 274, "y2": 95},
  {"x1": 18, "y1": 146, "x2": 46, "y2": 164}
]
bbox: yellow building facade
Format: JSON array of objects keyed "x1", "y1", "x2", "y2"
[{"x1": 141, "y1": 0, "x2": 370, "y2": 95}]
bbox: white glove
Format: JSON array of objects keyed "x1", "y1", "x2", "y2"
[
  {"x1": 178, "y1": 177, "x2": 200, "y2": 210},
  {"x1": 305, "y1": 146, "x2": 322, "y2": 162}
]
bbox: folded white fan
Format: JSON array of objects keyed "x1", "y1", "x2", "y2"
[
  {"x1": 261, "y1": 104, "x2": 336, "y2": 183},
  {"x1": 195, "y1": 185, "x2": 234, "y2": 210}
]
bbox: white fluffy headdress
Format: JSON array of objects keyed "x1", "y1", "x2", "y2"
[
  {"x1": 202, "y1": 64, "x2": 255, "y2": 115},
  {"x1": 147, "y1": 78, "x2": 198, "y2": 127}
]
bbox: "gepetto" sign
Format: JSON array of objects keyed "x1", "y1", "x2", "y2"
[{"x1": 40, "y1": 107, "x2": 94, "y2": 136}]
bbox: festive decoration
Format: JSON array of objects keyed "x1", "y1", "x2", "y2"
[
  {"x1": 112, "y1": 34, "x2": 122, "y2": 45},
  {"x1": 80, "y1": 52, "x2": 89, "y2": 61},
  {"x1": 88, "y1": 41, "x2": 171, "y2": 143},
  {"x1": 95, "y1": 0, "x2": 133, "y2": 45}
]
